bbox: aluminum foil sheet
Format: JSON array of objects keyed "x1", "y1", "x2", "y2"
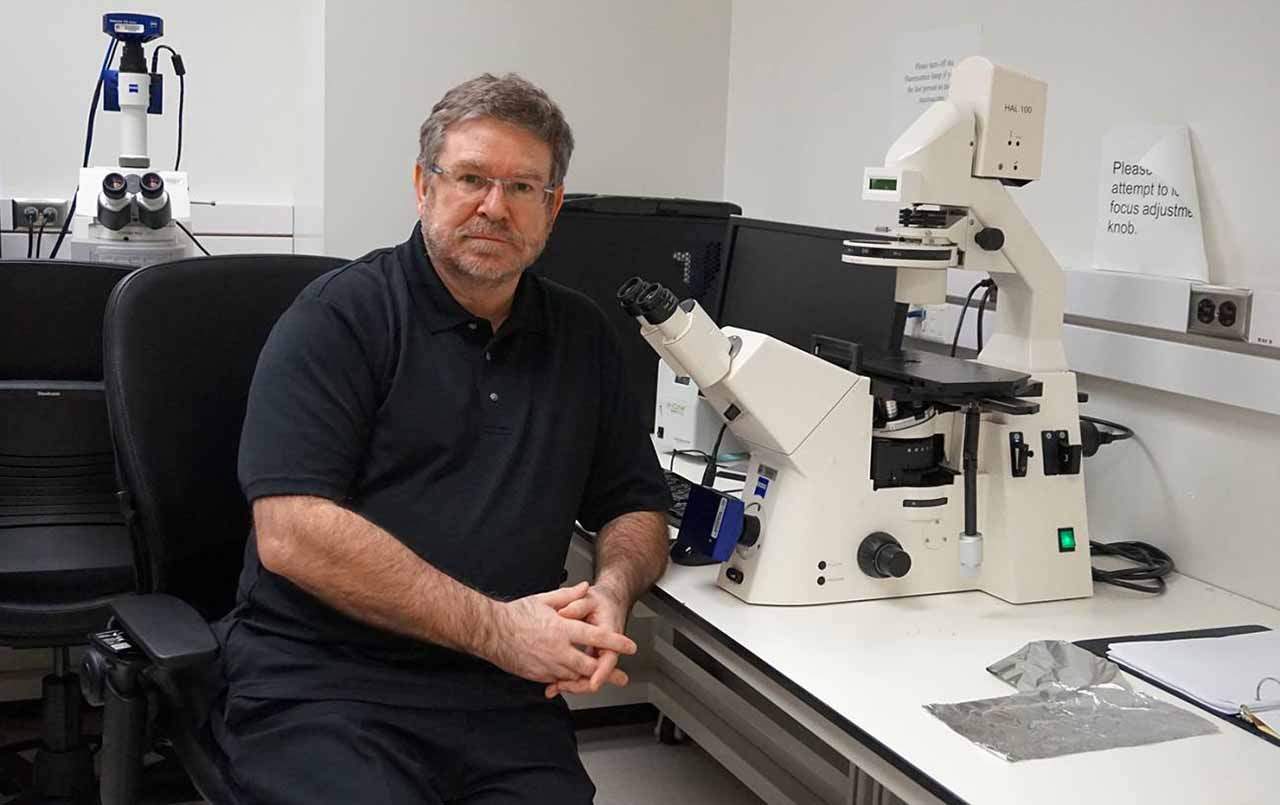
[
  {"x1": 987, "y1": 639, "x2": 1126, "y2": 692},
  {"x1": 925, "y1": 640, "x2": 1218, "y2": 761}
]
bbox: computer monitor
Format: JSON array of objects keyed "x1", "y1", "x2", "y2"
[
  {"x1": 716, "y1": 217, "x2": 899, "y2": 354},
  {"x1": 529, "y1": 196, "x2": 739, "y2": 432}
]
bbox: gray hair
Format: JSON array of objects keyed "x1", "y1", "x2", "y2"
[{"x1": 417, "y1": 73, "x2": 574, "y2": 187}]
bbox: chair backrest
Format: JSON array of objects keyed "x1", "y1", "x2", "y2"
[
  {"x1": 103, "y1": 254, "x2": 346, "y2": 619},
  {"x1": 0, "y1": 260, "x2": 134, "y2": 380},
  {"x1": 2, "y1": 262, "x2": 136, "y2": 630},
  {"x1": 0, "y1": 384, "x2": 120, "y2": 529},
  {"x1": 1, "y1": 260, "x2": 133, "y2": 534},
  {"x1": 1, "y1": 262, "x2": 123, "y2": 496}
]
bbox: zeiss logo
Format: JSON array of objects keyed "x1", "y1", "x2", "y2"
[{"x1": 128, "y1": 83, "x2": 140, "y2": 93}]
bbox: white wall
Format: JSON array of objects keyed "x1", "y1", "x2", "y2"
[
  {"x1": 1079, "y1": 375, "x2": 1280, "y2": 607},
  {"x1": 0, "y1": 0, "x2": 321, "y2": 205},
  {"x1": 725, "y1": 0, "x2": 1280, "y2": 290},
  {"x1": 293, "y1": 1, "x2": 327, "y2": 255},
  {"x1": 321, "y1": 0, "x2": 734, "y2": 259},
  {"x1": 724, "y1": 0, "x2": 1280, "y2": 607}
]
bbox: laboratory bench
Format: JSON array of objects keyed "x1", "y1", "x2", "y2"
[{"x1": 564, "y1": 455, "x2": 1280, "y2": 805}]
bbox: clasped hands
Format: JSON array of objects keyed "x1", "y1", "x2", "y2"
[{"x1": 489, "y1": 581, "x2": 634, "y2": 699}]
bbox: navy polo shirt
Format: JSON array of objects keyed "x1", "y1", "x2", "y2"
[{"x1": 221, "y1": 223, "x2": 670, "y2": 709}]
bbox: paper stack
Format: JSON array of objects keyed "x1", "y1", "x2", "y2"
[{"x1": 1107, "y1": 630, "x2": 1280, "y2": 715}]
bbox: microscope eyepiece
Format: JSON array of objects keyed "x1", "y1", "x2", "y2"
[
  {"x1": 135, "y1": 173, "x2": 172, "y2": 229},
  {"x1": 636, "y1": 283, "x2": 679, "y2": 326},
  {"x1": 623, "y1": 275, "x2": 732, "y2": 390},
  {"x1": 139, "y1": 172, "x2": 166, "y2": 200},
  {"x1": 617, "y1": 277, "x2": 653, "y2": 317},
  {"x1": 102, "y1": 172, "x2": 128, "y2": 201},
  {"x1": 98, "y1": 173, "x2": 133, "y2": 231}
]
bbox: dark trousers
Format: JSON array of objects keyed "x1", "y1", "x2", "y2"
[{"x1": 211, "y1": 695, "x2": 595, "y2": 804}]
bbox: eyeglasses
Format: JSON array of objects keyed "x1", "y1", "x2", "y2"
[{"x1": 429, "y1": 163, "x2": 556, "y2": 209}]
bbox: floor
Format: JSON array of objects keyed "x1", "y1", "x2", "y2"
[{"x1": 579, "y1": 724, "x2": 764, "y2": 805}]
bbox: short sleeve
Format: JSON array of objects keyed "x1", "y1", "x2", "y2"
[
  {"x1": 576, "y1": 320, "x2": 672, "y2": 532},
  {"x1": 238, "y1": 293, "x2": 381, "y2": 503}
]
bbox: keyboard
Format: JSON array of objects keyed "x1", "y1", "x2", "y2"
[{"x1": 663, "y1": 470, "x2": 692, "y2": 526}]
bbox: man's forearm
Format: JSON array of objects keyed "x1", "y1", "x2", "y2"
[
  {"x1": 593, "y1": 510, "x2": 669, "y2": 606},
  {"x1": 254, "y1": 496, "x2": 498, "y2": 657}
]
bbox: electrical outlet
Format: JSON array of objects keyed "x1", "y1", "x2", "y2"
[
  {"x1": 1187, "y1": 285, "x2": 1251, "y2": 340},
  {"x1": 10, "y1": 198, "x2": 71, "y2": 230}
]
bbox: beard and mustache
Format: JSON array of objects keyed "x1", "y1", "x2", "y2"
[{"x1": 423, "y1": 214, "x2": 549, "y2": 286}]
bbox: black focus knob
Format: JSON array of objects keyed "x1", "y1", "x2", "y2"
[
  {"x1": 974, "y1": 227, "x2": 1005, "y2": 251},
  {"x1": 857, "y1": 532, "x2": 912, "y2": 579},
  {"x1": 739, "y1": 514, "x2": 760, "y2": 548}
]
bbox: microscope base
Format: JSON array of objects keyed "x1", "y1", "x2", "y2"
[{"x1": 717, "y1": 371, "x2": 1093, "y2": 606}]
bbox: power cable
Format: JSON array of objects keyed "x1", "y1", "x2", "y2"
[{"x1": 49, "y1": 38, "x2": 120, "y2": 260}]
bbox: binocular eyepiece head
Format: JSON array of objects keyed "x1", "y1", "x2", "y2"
[{"x1": 617, "y1": 277, "x2": 679, "y2": 325}]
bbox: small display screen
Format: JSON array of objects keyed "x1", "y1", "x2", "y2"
[{"x1": 868, "y1": 177, "x2": 898, "y2": 191}]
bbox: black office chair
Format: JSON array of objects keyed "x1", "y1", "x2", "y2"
[
  {"x1": 0, "y1": 260, "x2": 137, "y2": 804},
  {"x1": 80, "y1": 254, "x2": 346, "y2": 805}
]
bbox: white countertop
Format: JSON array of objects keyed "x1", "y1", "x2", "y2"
[
  {"x1": 654, "y1": 560, "x2": 1280, "y2": 805},
  {"x1": 654, "y1": 452, "x2": 1280, "y2": 804}
]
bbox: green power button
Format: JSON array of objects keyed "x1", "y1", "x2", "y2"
[{"x1": 1058, "y1": 527, "x2": 1077, "y2": 552}]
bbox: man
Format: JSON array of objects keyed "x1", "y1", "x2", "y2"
[{"x1": 212, "y1": 73, "x2": 671, "y2": 804}]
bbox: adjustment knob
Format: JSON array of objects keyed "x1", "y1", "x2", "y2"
[
  {"x1": 974, "y1": 227, "x2": 1005, "y2": 251},
  {"x1": 857, "y1": 532, "x2": 912, "y2": 579},
  {"x1": 80, "y1": 648, "x2": 108, "y2": 707},
  {"x1": 739, "y1": 514, "x2": 761, "y2": 548}
]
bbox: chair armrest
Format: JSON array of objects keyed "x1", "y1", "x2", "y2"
[{"x1": 109, "y1": 594, "x2": 218, "y2": 670}]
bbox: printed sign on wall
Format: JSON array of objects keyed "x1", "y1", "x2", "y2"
[
  {"x1": 1092, "y1": 124, "x2": 1208, "y2": 281},
  {"x1": 888, "y1": 25, "x2": 983, "y2": 140}
]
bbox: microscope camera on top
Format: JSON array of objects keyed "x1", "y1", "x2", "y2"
[{"x1": 69, "y1": 13, "x2": 193, "y2": 267}]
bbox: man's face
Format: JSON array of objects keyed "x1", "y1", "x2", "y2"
[{"x1": 415, "y1": 117, "x2": 565, "y2": 285}]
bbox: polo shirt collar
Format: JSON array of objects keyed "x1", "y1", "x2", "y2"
[{"x1": 401, "y1": 223, "x2": 546, "y2": 336}]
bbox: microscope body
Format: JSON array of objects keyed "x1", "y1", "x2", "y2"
[
  {"x1": 672, "y1": 325, "x2": 1091, "y2": 606},
  {"x1": 70, "y1": 14, "x2": 192, "y2": 267},
  {"x1": 705, "y1": 336, "x2": 967, "y2": 605},
  {"x1": 72, "y1": 167, "x2": 191, "y2": 267},
  {"x1": 626, "y1": 56, "x2": 1094, "y2": 606}
]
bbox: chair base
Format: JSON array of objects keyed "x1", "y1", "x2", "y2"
[
  {"x1": 1, "y1": 666, "x2": 98, "y2": 805},
  {"x1": 1, "y1": 742, "x2": 97, "y2": 805},
  {"x1": 30, "y1": 744, "x2": 96, "y2": 805}
]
